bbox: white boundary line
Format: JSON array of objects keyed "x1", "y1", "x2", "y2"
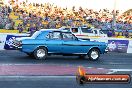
[
  {"x1": 0, "y1": 76, "x2": 76, "y2": 78},
  {"x1": 0, "y1": 75, "x2": 131, "y2": 79},
  {"x1": 0, "y1": 76, "x2": 76, "y2": 81},
  {"x1": 110, "y1": 69, "x2": 132, "y2": 72}
]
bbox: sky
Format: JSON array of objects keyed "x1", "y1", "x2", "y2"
[{"x1": 4, "y1": 0, "x2": 132, "y2": 12}]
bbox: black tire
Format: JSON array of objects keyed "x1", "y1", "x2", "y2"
[
  {"x1": 33, "y1": 47, "x2": 47, "y2": 60},
  {"x1": 88, "y1": 48, "x2": 100, "y2": 61}
]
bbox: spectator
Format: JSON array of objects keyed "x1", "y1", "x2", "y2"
[
  {"x1": 29, "y1": 25, "x2": 37, "y2": 35},
  {"x1": 107, "y1": 30, "x2": 113, "y2": 37},
  {"x1": 124, "y1": 30, "x2": 129, "y2": 38},
  {"x1": 17, "y1": 24, "x2": 23, "y2": 33},
  {"x1": 0, "y1": 0, "x2": 131, "y2": 37}
]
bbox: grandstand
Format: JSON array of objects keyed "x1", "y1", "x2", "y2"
[
  {"x1": 0, "y1": 0, "x2": 4, "y2": 6},
  {"x1": 124, "y1": 9, "x2": 132, "y2": 14},
  {"x1": 0, "y1": 0, "x2": 132, "y2": 38}
]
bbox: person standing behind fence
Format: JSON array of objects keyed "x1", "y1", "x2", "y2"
[
  {"x1": 124, "y1": 30, "x2": 129, "y2": 38},
  {"x1": 107, "y1": 30, "x2": 113, "y2": 37},
  {"x1": 17, "y1": 24, "x2": 23, "y2": 33},
  {"x1": 29, "y1": 24, "x2": 36, "y2": 35}
]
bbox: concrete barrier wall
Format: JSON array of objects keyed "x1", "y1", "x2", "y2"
[
  {"x1": 0, "y1": 34, "x2": 7, "y2": 50},
  {"x1": 0, "y1": 33, "x2": 132, "y2": 53},
  {"x1": 90, "y1": 37, "x2": 132, "y2": 53},
  {"x1": 127, "y1": 40, "x2": 132, "y2": 53}
]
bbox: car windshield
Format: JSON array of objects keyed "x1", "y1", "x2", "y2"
[
  {"x1": 31, "y1": 31, "x2": 41, "y2": 38},
  {"x1": 81, "y1": 28, "x2": 93, "y2": 33}
]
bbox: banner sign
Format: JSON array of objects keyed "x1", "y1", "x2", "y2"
[
  {"x1": 108, "y1": 40, "x2": 129, "y2": 53},
  {"x1": 4, "y1": 35, "x2": 24, "y2": 50}
]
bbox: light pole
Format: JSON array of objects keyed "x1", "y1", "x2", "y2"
[{"x1": 112, "y1": 0, "x2": 117, "y2": 30}]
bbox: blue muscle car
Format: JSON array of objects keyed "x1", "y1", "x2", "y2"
[{"x1": 13, "y1": 29, "x2": 107, "y2": 61}]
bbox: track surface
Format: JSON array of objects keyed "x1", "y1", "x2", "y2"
[
  {"x1": 0, "y1": 50, "x2": 132, "y2": 69},
  {"x1": 0, "y1": 50, "x2": 132, "y2": 88}
]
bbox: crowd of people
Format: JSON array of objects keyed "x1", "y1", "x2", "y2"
[
  {"x1": 0, "y1": 5, "x2": 14, "y2": 29},
  {"x1": 0, "y1": 0, "x2": 132, "y2": 36}
]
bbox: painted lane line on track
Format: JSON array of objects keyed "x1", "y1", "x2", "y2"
[
  {"x1": 86, "y1": 67, "x2": 111, "y2": 70},
  {"x1": 97, "y1": 68, "x2": 105, "y2": 69},
  {"x1": 0, "y1": 76, "x2": 76, "y2": 78},
  {"x1": 109, "y1": 62, "x2": 131, "y2": 65},
  {"x1": 0, "y1": 75, "x2": 131, "y2": 81},
  {"x1": 86, "y1": 67, "x2": 132, "y2": 74},
  {"x1": 107, "y1": 70, "x2": 117, "y2": 74},
  {"x1": 0, "y1": 64, "x2": 78, "y2": 67},
  {"x1": 0, "y1": 76, "x2": 76, "y2": 81},
  {"x1": 110, "y1": 69, "x2": 132, "y2": 72},
  {"x1": 107, "y1": 69, "x2": 132, "y2": 74}
]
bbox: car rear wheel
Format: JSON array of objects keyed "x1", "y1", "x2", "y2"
[
  {"x1": 88, "y1": 48, "x2": 100, "y2": 61},
  {"x1": 34, "y1": 47, "x2": 47, "y2": 60}
]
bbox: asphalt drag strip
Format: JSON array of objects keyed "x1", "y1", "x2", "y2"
[
  {"x1": 0, "y1": 64, "x2": 112, "y2": 76},
  {"x1": 0, "y1": 76, "x2": 131, "y2": 88}
]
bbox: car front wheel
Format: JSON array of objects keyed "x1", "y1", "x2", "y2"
[
  {"x1": 34, "y1": 47, "x2": 47, "y2": 60},
  {"x1": 88, "y1": 49, "x2": 100, "y2": 61}
]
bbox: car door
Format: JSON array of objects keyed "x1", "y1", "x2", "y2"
[
  {"x1": 62, "y1": 32, "x2": 86, "y2": 54},
  {"x1": 45, "y1": 31, "x2": 63, "y2": 53}
]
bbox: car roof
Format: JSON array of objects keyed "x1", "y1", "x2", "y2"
[
  {"x1": 39, "y1": 29, "x2": 71, "y2": 33},
  {"x1": 91, "y1": 28, "x2": 101, "y2": 30},
  {"x1": 40, "y1": 29, "x2": 59, "y2": 31}
]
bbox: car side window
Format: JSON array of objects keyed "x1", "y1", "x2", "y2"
[
  {"x1": 47, "y1": 32, "x2": 61, "y2": 40},
  {"x1": 52, "y1": 32, "x2": 61, "y2": 39},
  {"x1": 46, "y1": 33, "x2": 51, "y2": 39},
  {"x1": 62, "y1": 32, "x2": 77, "y2": 40}
]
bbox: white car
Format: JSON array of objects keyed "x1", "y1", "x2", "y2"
[{"x1": 60, "y1": 27, "x2": 107, "y2": 38}]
